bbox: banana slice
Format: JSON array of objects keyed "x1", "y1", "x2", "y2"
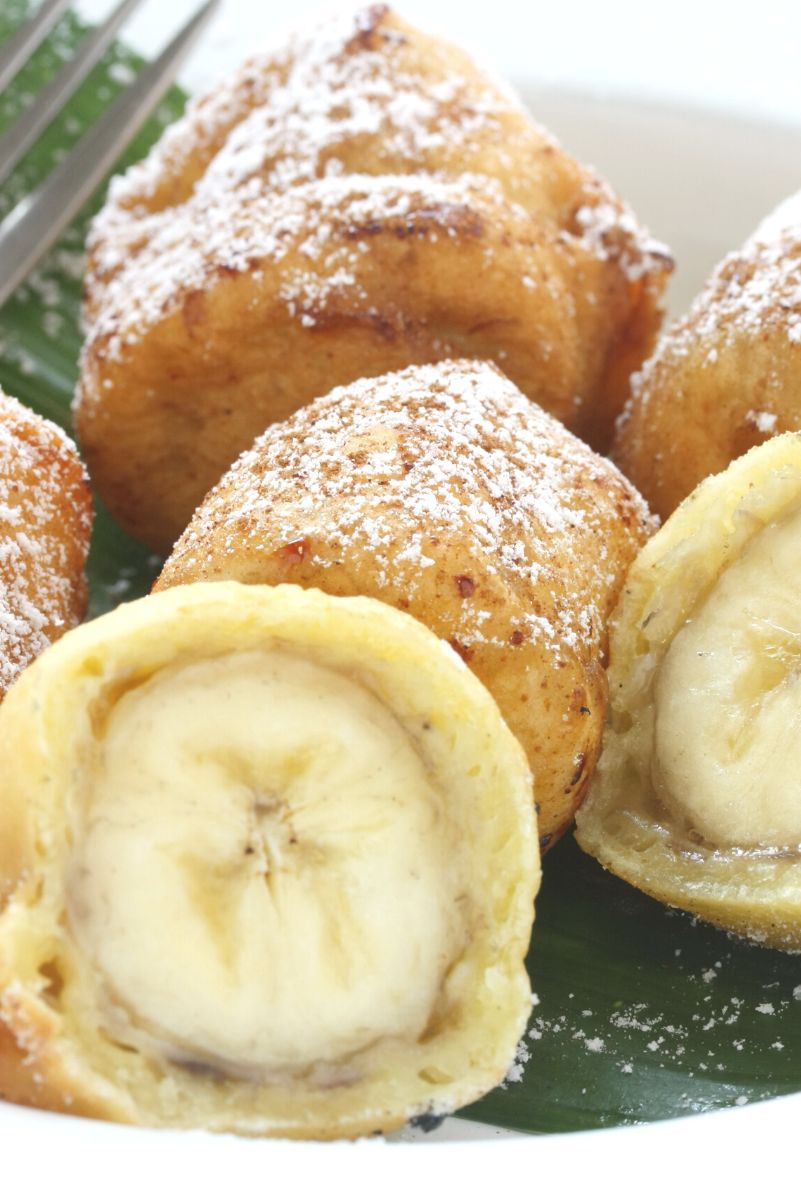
[
  {"x1": 575, "y1": 434, "x2": 801, "y2": 947},
  {"x1": 0, "y1": 581, "x2": 538, "y2": 1137}
]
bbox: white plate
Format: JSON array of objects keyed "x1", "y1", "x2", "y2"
[{"x1": 4, "y1": 16, "x2": 801, "y2": 1197}]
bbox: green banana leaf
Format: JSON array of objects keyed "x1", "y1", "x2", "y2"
[{"x1": 1, "y1": 0, "x2": 800, "y2": 1138}]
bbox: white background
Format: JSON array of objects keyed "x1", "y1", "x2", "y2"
[{"x1": 77, "y1": 0, "x2": 801, "y2": 126}]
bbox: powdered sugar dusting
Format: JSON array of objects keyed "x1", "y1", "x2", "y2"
[
  {"x1": 503, "y1": 1038, "x2": 531, "y2": 1086},
  {"x1": 165, "y1": 360, "x2": 652, "y2": 667},
  {"x1": 745, "y1": 409, "x2": 778, "y2": 434},
  {"x1": 574, "y1": 201, "x2": 670, "y2": 283},
  {"x1": 85, "y1": 172, "x2": 519, "y2": 360},
  {"x1": 518, "y1": 939, "x2": 797, "y2": 1117}
]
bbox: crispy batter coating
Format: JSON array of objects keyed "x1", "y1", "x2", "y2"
[
  {"x1": 0, "y1": 391, "x2": 92, "y2": 698},
  {"x1": 77, "y1": 4, "x2": 670, "y2": 554},
  {"x1": 614, "y1": 190, "x2": 801, "y2": 518},
  {"x1": 156, "y1": 360, "x2": 654, "y2": 849}
]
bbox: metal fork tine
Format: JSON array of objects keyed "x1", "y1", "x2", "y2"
[
  {"x1": 0, "y1": 0, "x2": 146, "y2": 189},
  {"x1": 0, "y1": 0, "x2": 219, "y2": 309},
  {"x1": 0, "y1": 0, "x2": 73, "y2": 95}
]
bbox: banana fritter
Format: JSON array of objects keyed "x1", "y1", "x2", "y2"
[
  {"x1": 614, "y1": 190, "x2": 801, "y2": 518},
  {"x1": 77, "y1": 4, "x2": 670, "y2": 554}
]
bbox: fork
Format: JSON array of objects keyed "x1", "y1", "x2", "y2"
[{"x1": 0, "y1": 0, "x2": 219, "y2": 308}]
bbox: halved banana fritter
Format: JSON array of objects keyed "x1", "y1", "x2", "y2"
[
  {"x1": 0, "y1": 581, "x2": 538, "y2": 1137},
  {"x1": 614, "y1": 190, "x2": 801, "y2": 519},
  {"x1": 576, "y1": 434, "x2": 801, "y2": 948}
]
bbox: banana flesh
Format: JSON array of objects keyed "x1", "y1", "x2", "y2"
[
  {"x1": 653, "y1": 506, "x2": 801, "y2": 849},
  {"x1": 68, "y1": 649, "x2": 465, "y2": 1076}
]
